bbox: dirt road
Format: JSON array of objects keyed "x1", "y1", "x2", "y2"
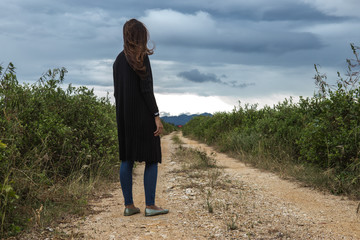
[{"x1": 60, "y1": 132, "x2": 360, "y2": 239}]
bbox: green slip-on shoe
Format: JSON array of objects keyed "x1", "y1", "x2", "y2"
[
  {"x1": 124, "y1": 207, "x2": 140, "y2": 216},
  {"x1": 145, "y1": 208, "x2": 169, "y2": 217}
]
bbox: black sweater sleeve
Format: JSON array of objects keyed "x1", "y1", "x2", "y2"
[{"x1": 139, "y1": 55, "x2": 159, "y2": 115}]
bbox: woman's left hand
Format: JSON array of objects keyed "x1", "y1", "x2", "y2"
[{"x1": 154, "y1": 116, "x2": 163, "y2": 136}]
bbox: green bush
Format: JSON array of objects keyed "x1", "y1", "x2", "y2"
[
  {"x1": 161, "y1": 120, "x2": 178, "y2": 135},
  {"x1": 0, "y1": 63, "x2": 120, "y2": 237},
  {"x1": 183, "y1": 44, "x2": 360, "y2": 197}
]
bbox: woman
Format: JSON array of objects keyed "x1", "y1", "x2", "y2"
[{"x1": 113, "y1": 19, "x2": 168, "y2": 217}]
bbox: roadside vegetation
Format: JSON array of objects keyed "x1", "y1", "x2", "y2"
[
  {"x1": 171, "y1": 134, "x2": 184, "y2": 145},
  {"x1": 0, "y1": 64, "x2": 175, "y2": 238},
  {"x1": 162, "y1": 121, "x2": 178, "y2": 135},
  {"x1": 183, "y1": 44, "x2": 360, "y2": 199}
]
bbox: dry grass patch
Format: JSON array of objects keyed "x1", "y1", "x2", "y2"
[{"x1": 171, "y1": 134, "x2": 184, "y2": 145}]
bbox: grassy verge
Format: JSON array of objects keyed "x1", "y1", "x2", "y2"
[
  {"x1": 182, "y1": 44, "x2": 360, "y2": 199},
  {"x1": 182, "y1": 131, "x2": 360, "y2": 199},
  {"x1": 13, "y1": 168, "x2": 120, "y2": 239},
  {"x1": 227, "y1": 147, "x2": 342, "y2": 193}
]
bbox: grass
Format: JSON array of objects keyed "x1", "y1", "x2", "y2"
[
  {"x1": 208, "y1": 169, "x2": 227, "y2": 189},
  {"x1": 191, "y1": 150, "x2": 217, "y2": 170},
  {"x1": 172, "y1": 145, "x2": 223, "y2": 214},
  {"x1": 172, "y1": 145, "x2": 217, "y2": 172},
  {"x1": 171, "y1": 134, "x2": 184, "y2": 145},
  {"x1": 184, "y1": 134, "x2": 360, "y2": 200},
  {"x1": 227, "y1": 148, "x2": 359, "y2": 198},
  {"x1": 206, "y1": 190, "x2": 214, "y2": 213},
  {"x1": 227, "y1": 214, "x2": 238, "y2": 230},
  {"x1": 10, "y1": 166, "x2": 120, "y2": 239}
]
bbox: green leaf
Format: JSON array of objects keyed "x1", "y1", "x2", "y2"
[
  {"x1": 0, "y1": 140, "x2": 7, "y2": 149},
  {"x1": 4, "y1": 184, "x2": 13, "y2": 193}
]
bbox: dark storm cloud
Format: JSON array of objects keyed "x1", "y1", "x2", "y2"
[
  {"x1": 178, "y1": 69, "x2": 254, "y2": 88},
  {"x1": 141, "y1": 9, "x2": 324, "y2": 55},
  {"x1": 178, "y1": 69, "x2": 222, "y2": 83},
  {"x1": 65, "y1": 0, "x2": 348, "y2": 22},
  {"x1": 262, "y1": 6, "x2": 346, "y2": 22},
  {"x1": 170, "y1": 30, "x2": 322, "y2": 53}
]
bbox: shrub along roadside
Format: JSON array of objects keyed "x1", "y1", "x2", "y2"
[
  {"x1": 161, "y1": 121, "x2": 178, "y2": 135},
  {"x1": 0, "y1": 64, "x2": 176, "y2": 238},
  {"x1": 183, "y1": 44, "x2": 360, "y2": 199},
  {"x1": 0, "y1": 64, "x2": 121, "y2": 237}
]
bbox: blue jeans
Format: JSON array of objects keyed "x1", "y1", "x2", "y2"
[{"x1": 119, "y1": 161, "x2": 158, "y2": 206}]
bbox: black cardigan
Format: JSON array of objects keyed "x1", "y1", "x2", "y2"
[{"x1": 113, "y1": 51, "x2": 161, "y2": 163}]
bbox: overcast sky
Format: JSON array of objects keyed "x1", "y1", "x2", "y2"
[{"x1": 1, "y1": 0, "x2": 360, "y2": 115}]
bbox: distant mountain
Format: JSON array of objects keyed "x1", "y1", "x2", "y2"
[{"x1": 161, "y1": 113, "x2": 212, "y2": 126}]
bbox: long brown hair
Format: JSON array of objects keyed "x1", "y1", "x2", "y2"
[{"x1": 123, "y1": 19, "x2": 154, "y2": 79}]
